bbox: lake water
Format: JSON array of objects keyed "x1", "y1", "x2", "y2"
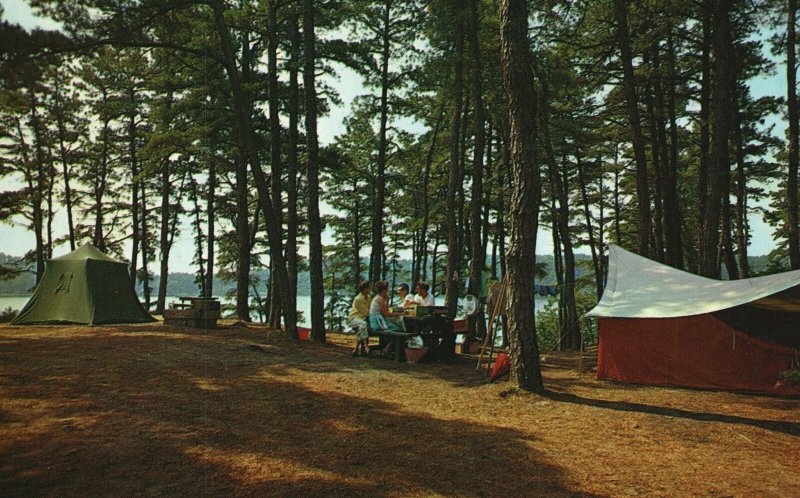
[{"x1": 0, "y1": 293, "x2": 550, "y2": 327}]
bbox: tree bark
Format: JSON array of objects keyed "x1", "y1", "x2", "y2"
[
  {"x1": 580, "y1": 157, "x2": 604, "y2": 301},
  {"x1": 733, "y1": 105, "x2": 749, "y2": 278},
  {"x1": 499, "y1": 0, "x2": 544, "y2": 392},
  {"x1": 141, "y1": 180, "x2": 152, "y2": 308},
  {"x1": 352, "y1": 177, "x2": 362, "y2": 283},
  {"x1": 644, "y1": 50, "x2": 665, "y2": 262},
  {"x1": 304, "y1": 0, "x2": 325, "y2": 341},
  {"x1": 467, "y1": 0, "x2": 486, "y2": 342},
  {"x1": 22, "y1": 94, "x2": 46, "y2": 282},
  {"x1": 211, "y1": 0, "x2": 297, "y2": 337},
  {"x1": 664, "y1": 32, "x2": 683, "y2": 268},
  {"x1": 128, "y1": 95, "x2": 140, "y2": 288},
  {"x1": 53, "y1": 76, "x2": 76, "y2": 251},
  {"x1": 613, "y1": 0, "x2": 650, "y2": 257},
  {"x1": 701, "y1": 0, "x2": 734, "y2": 278},
  {"x1": 235, "y1": 157, "x2": 251, "y2": 318},
  {"x1": 698, "y1": 0, "x2": 712, "y2": 268},
  {"x1": 445, "y1": 0, "x2": 466, "y2": 317},
  {"x1": 788, "y1": 0, "x2": 800, "y2": 268},
  {"x1": 156, "y1": 159, "x2": 171, "y2": 314},
  {"x1": 416, "y1": 103, "x2": 445, "y2": 286},
  {"x1": 268, "y1": 0, "x2": 284, "y2": 326},
  {"x1": 205, "y1": 157, "x2": 215, "y2": 297},
  {"x1": 287, "y1": 12, "x2": 301, "y2": 321},
  {"x1": 369, "y1": 0, "x2": 393, "y2": 283},
  {"x1": 94, "y1": 93, "x2": 110, "y2": 252},
  {"x1": 540, "y1": 82, "x2": 578, "y2": 350}
]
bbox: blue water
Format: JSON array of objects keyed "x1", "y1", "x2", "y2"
[{"x1": 1, "y1": 294, "x2": 550, "y2": 327}]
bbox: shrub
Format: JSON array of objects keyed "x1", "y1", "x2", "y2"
[
  {"x1": 0, "y1": 307, "x2": 18, "y2": 323},
  {"x1": 778, "y1": 368, "x2": 800, "y2": 388}
]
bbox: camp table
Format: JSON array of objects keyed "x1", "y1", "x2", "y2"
[
  {"x1": 164, "y1": 296, "x2": 221, "y2": 328},
  {"x1": 402, "y1": 314, "x2": 456, "y2": 361}
]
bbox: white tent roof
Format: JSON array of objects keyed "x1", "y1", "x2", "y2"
[{"x1": 585, "y1": 245, "x2": 800, "y2": 318}]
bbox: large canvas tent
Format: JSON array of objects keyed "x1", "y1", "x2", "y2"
[
  {"x1": 586, "y1": 245, "x2": 800, "y2": 394},
  {"x1": 11, "y1": 244, "x2": 155, "y2": 325}
]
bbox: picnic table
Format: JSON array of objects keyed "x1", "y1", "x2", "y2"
[
  {"x1": 402, "y1": 315, "x2": 456, "y2": 361},
  {"x1": 164, "y1": 296, "x2": 221, "y2": 329}
]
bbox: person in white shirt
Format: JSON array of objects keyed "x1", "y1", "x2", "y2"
[{"x1": 413, "y1": 281, "x2": 435, "y2": 306}]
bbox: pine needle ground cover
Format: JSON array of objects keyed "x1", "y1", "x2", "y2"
[{"x1": 0, "y1": 323, "x2": 798, "y2": 497}]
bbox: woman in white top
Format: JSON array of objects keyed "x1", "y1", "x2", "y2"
[{"x1": 368, "y1": 280, "x2": 404, "y2": 332}]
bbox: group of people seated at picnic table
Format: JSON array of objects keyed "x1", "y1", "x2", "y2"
[{"x1": 348, "y1": 280, "x2": 435, "y2": 357}]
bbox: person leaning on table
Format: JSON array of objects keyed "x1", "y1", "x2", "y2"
[{"x1": 348, "y1": 280, "x2": 371, "y2": 357}]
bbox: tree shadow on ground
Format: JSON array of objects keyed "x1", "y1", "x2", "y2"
[
  {"x1": 541, "y1": 389, "x2": 800, "y2": 437},
  {"x1": 0, "y1": 326, "x2": 595, "y2": 497}
]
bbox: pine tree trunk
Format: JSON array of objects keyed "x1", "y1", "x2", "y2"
[
  {"x1": 141, "y1": 180, "x2": 151, "y2": 308},
  {"x1": 445, "y1": 0, "x2": 466, "y2": 317},
  {"x1": 190, "y1": 179, "x2": 206, "y2": 295},
  {"x1": 579, "y1": 157, "x2": 604, "y2": 301},
  {"x1": 268, "y1": 0, "x2": 284, "y2": 325},
  {"x1": 541, "y1": 82, "x2": 578, "y2": 350},
  {"x1": 129, "y1": 103, "x2": 140, "y2": 288},
  {"x1": 788, "y1": 0, "x2": 800, "y2": 268},
  {"x1": 431, "y1": 229, "x2": 441, "y2": 297},
  {"x1": 236, "y1": 156, "x2": 251, "y2": 321},
  {"x1": 353, "y1": 177, "x2": 362, "y2": 282},
  {"x1": 613, "y1": 0, "x2": 650, "y2": 257},
  {"x1": 304, "y1": 0, "x2": 325, "y2": 341},
  {"x1": 211, "y1": 0, "x2": 297, "y2": 336},
  {"x1": 53, "y1": 77, "x2": 76, "y2": 251},
  {"x1": 467, "y1": 0, "x2": 486, "y2": 342},
  {"x1": 94, "y1": 101, "x2": 110, "y2": 251},
  {"x1": 23, "y1": 92, "x2": 46, "y2": 282},
  {"x1": 664, "y1": 33, "x2": 683, "y2": 268},
  {"x1": 156, "y1": 160, "x2": 171, "y2": 314},
  {"x1": 702, "y1": 0, "x2": 734, "y2": 278},
  {"x1": 550, "y1": 193, "x2": 565, "y2": 350},
  {"x1": 698, "y1": 0, "x2": 712, "y2": 265},
  {"x1": 499, "y1": 0, "x2": 544, "y2": 392},
  {"x1": 205, "y1": 158, "x2": 215, "y2": 297},
  {"x1": 287, "y1": 12, "x2": 301, "y2": 319},
  {"x1": 733, "y1": 106, "x2": 749, "y2": 278},
  {"x1": 644, "y1": 50, "x2": 665, "y2": 261},
  {"x1": 369, "y1": 0, "x2": 393, "y2": 283},
  {"x1": 418, "y1": 103, "x2": 445, "y2": 286},
  {"x1": 499, "y1": 139, "x2": 509, "y2": 279},
  {"x1": 613, "y1": 147, "x2": 623, "y2": 244},
  {"x1": 721, "y1": 163, "x2": 739, "y2": 279}
]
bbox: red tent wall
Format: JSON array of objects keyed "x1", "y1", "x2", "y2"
[{"x1": 597, "y1": 315, "x2": 799, "y2": 394}]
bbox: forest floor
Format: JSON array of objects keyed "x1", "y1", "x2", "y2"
[{"x1": 0, "y1": 321, "x2": 798, "y2": 497}]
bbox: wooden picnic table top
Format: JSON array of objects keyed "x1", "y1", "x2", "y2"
[{"x1": 177, "y1": 296, "x2": 220, "y2": 302}]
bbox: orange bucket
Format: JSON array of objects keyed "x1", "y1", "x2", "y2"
[{"x1": 297, "y1": 327, "x2": 311, "y2": 341}]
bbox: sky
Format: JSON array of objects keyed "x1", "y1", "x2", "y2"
[{"x1": 0, "y1": 1, "x2": 789, "y2": 273}]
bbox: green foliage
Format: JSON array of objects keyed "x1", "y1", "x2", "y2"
[
  {"x1": 778, "y1": 367, "x2": 800, "y2": 387},
  {"x1": 0, "y1": 306, "x2": 17, "y2": 323},
  {"x1": 536, "y1": 286, "x2": 599, "y2": 353}
]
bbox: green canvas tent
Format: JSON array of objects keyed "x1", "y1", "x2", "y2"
[{"x1": 11, "y1": 244, "x2": 155, "y2": 325}]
